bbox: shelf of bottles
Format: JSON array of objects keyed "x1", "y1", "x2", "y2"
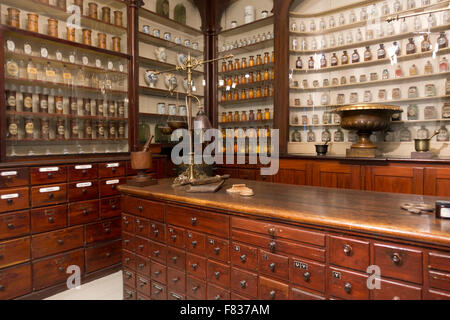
[
  {"x1": 288, "y1": 0, "x2": 450, "y2": 157},
  {"x1": 137, "y1": 0, "x2": 205, "y2": 146},
  {"x1": 1, "y1": 0, "x2": 130, "y2": 157},
  {"x1": 217, "y1": 0, "x2": 275, "y2": 155}
]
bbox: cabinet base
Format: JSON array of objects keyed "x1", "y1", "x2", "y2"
[
  {"x1": 411, "y1": 151, "x2": 434, "y2": 159},
  {"x1": 346, "y1": 148, "x2": 377, "y2": 158}
]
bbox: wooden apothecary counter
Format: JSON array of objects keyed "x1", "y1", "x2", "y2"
[{"x1": 118, "y1": 179, "x2": 450, "y2": 300}]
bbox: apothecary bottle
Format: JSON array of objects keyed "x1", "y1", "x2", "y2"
[
  {"x1": 437, "y1": 126, "x2": 449, "y2": 141},
  {"x1": 256, "y1": 71, "x2": 262, "y2": 82},
  {"x1": 440, "y1": 57, "x2": 449, "y2": 72},
  {"x1": 249, "y1": 110, "x2": 255, "y2": 121},
  {"x1": 308, "y1": 56, "x2": 314, "y2": 69},
  {"x1": 352, "y1": 49, "x2": 360, "y2": 63},
  {"x1": 364, "y1": 46, "x2": 372, "y2": 61},
  {"x1": 241, "y1": 111, "x2": 247, "y2": 122},
  {"x1": 240, "y1": 89, "x2": 247, "y2": 100},
  {"x1": 6, "y1": 89, "x2": 17, "y2": 111},
  {"x1": 438, "y1": 32, "x2": 448, "y2": 49},
  {"x1": 256, "y1": 54, "x2": 262, "y2": 66},
  {"x1": 263, "y1": 52, "x2": 270, "y2": 64},
  {"x1": 263, "y1": 85, "x2": 270, "y2": 97},
  {"x1": 234, "y1": 59, "x2": 240, "y2": 70},
  {"x1": 377, "y1": 44, "x2": 386, "y2": 59},
  {"x1": 424, "y1": 61, "x2": 433, "y2": 74},
  {"x1": 234, "y1": 111, "x2": 240, "y2": 122},
  {"x1": 341, "y1": 50, "x2": 349, "y2": 64},
  {"x1": 331, "y1": 53, "x2": 338, "y2": 66},
  {"x1": 320, "y1": 54, "x2": 327, "y2": 68},
  {"x1": 264, "y1": 108, "x2": 270, "y2": 120},
  {"x1": 256, "y1": 87, "x2": 262, "y2": 98},
  {"x1": 421, "y1": 34, "x2": 431, "y2": 52},
  {"x1": 406, "y1": 38, "x2": 416, "y2": 54},
  {"x1": 264, "y1": 69, "x2": 270, "y2": 80},
  {"x1": 256, "y1": 109, "x2": 263, "y2": 121},
  {"x1": 249, "y1": 56, "x2": 255, "y2": 67},
  {"x1": 39, "y1": 89, "x2": 49, "y2": 113},
  {"x1": 296, "y1": 57, "x2": 303, "y2": 69},
  {"x1": 55, "y1": 89, "x2": 64, "y2": 114}
]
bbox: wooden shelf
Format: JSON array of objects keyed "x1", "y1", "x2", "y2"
[
  {"x1": 219, "y1": 96, "x2": 273, "y2": 106},
  {"x1": 221, "y1": 80, "x2": 274, "y2": 91},
  {"x1": 290, "y1": 24, "x2": 450, "y2": 55},
  {"x1": 139, "y1": 112, "x2": 186, "y2": 119},
  {"x1": 5, "y1": 77, "x2": 127, "y2": 95},
  {"x1": 219, "y1": 39, "x2": 274, "y2": 56},
  {"x1": 2, "y1": 0, "x2": 127, "y2": 36},
  {"x1": 139, "y1": 8, "x2": 202, "y2": 36},
  {"x1": 219, "y1": 119, "x2": 273, "y2": 126},
  {"x1": 139, "y1": 57, "x2": 204, "y2": 76},
  {"x1": 289, "y1": 0, "x2": 381, "y2": 18},
  {"x1": 220, "y1": 16, "x2": 274, "y2": 36},
  {"x1": 289, "y1": 1, "x2": 450, "y2": 35},
  {"x1": 290, "y1": 123, "x2": 340, "y2": 128},
  {"x1": 391, "y1": 118, "x2": 450, "y2": 124},
  {"x1": 5, "y1": 52, "x2": 128, "y2": 76},
  {"x1": 219, "y1": 62, "x2": 274, "y2": 76},
  {"x1": 292, "y1": 47, "x2": 450, "y2": 74},
  {"x1": 290, "y1": 71, "x2": 450, "y2": 92},
  {"x1": 6, "y1": 111, "x2": 127, "y2": 121},
  {"x1": 7, "y1": 138, "x2": 128, "y2": 143},
  {"x1": 139, "y1": 86, "x2": 204, "y2": 99},
  {"x1": 1, "y1": 25, "x2": 131, "y2": 60},
  {"x1": 138, "y1": 32, "x2": 203, "y2": 56}
]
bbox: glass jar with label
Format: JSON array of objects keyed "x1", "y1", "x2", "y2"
[
  {"x1": 70, "y1": 119, "x2": 79, "y2": 139},
  {"x1": 406, "y1": 38, "x2": 416, "y2": 54},
  {"x1": 25, "y1": 117, "x2": 34, "y2": 139},
  {"x1": 84, "y1": 120, "x2": 93, "y2": 139},
  {"x1": 437, "y1": 126, "x2": 449, "y2": 141},
  {"x1": 82, "y1": 98, "x2": 90, "y2": 115},
  {"x1": 56, "y1": 119, "x2": 65, "y2": 139},
  {"x1": 97, "y1": 121, "x2": 105, "y2": 139},
  {"x1": 118, "y1": 102, "x2": 125, "y2": 117},
  {"x1": 438, "y1": 32, "x2": 448, "y2": 49},
  {"x1": 341, "y1": 51, "x2": 349, "y2": 64},
  {"x1": 256, "y1": 109, "x2": 263, "y2": 121},
  {"x1": 109, "y1": 122, "x2": 116, "y2": 138},
  {"x1": 330, "y1": 53, "x2": 338, "y2": 66},
  {"x1": 39, "y1": 90, "x2": 49, "y2": 113},
  {"x1": 320, "y1": 54, "x2": 327, "y2": 68},
  {"x1": 409, "y1": 64, "x2": 418, "y2": 76},
  {"x1": 6, "y1": 90, "x2": 17, "y2": 111},
  {"x1": 417, "y1": 126, "x2": 429, "y2": 139},
  {"x1": 256, "y1": 71, "x2": 262, "y2": 82},
  {"x1": 264, "y1": 108, "x2": 270, "y2": 120},
  {"x1": 440, "y1": 57, "x2": 449, "y2": 72},
  {"x1": 425, "y1": 84, "x2": 436, "y2": 96},
  {"x1": 108, "y1": 101, "x2": 116, "y2": 116},
  {"x1": 6, "y1": 58, "x2": 19, "y2": 78},
  {"x1": 307, "y1": 130, "x2": 315, "y2": 142},
  {"x1": 382, "y1": 69, "x2": 389, "y2": 79},
  {"x1": 421, "y1": 34, "x2": 431, "y2": 52},
  {"x1": 352, "y1": 49, "x2": 360, "y2": 63},
  {"x1": 407, "y1": 104, "x2": 418, "y2": 120},
  {"x1": 118, "y1": 122, "x2": 125, "y2": 138},
  {"x1": 308, "y1": 56, "x2": 314, "y2": 69},
  {"x1": 424, "y1": 60, "x2": 433, "y2": 74},
  {"x1": 41, "y1": 118, "x2": 49, "y2": 140},
  {"x1": 377, "y1": 44, "x2": 386, "y2": 59},
  {"x1": 7, "y1": 116, "x2": 18, "y2": 139},
  {"x1": 395, "y1": 65, "x2": 403, "y2": 77},
  {"x1": 55, "y1": 90, "x2": 64, "y2": 114},
  {"x1": 400, "y1": 127, "x2": 412, "y2": 142}
]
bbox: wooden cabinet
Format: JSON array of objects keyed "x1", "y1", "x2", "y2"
[
  {"x1": 424, "y1": 167, "x2": 450, "y2": 197},
  {"x1": 364, "y1": 165, "x2": 423, "y2": 194}
]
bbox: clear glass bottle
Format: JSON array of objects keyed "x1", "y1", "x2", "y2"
[
  {"x1": 44, "y1": 62, "x2": 56, "y2": 83},
  {"x1": 414, "y1": 16, "x2": 422, "y2": 31},
  {"x1": 356, "y1": 29, "x2": 363, "y2": 42}
]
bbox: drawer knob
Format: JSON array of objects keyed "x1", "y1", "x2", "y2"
[
  {"x1": 214, "y1": 271, "x2": 220, "y2": 279},
  {"x1": 48, "y1": 217, "x2": 54, "y2": 223},
  {"x1": 153, "y1": 284, "x2": 162, "y2": 293},
  {"x1": 268, "y1": 227, "x2": 275, "y2": 236},
  {"x1": 172, "y1": 277, "x2": 179, "y2": 283},
  {"x1": 124, "y1": 240, "x2": 130, "y2": 245},
  {"x1": 106, "y1": 252, "x2": 111, "y2": 258},
  {"x1": 124, "y1": 291, "x2": 133, "y2": 299},
  {"x1": 48, "y1": 173, "x2": 53, "y2": 178},
  {"x1": 82, "y1": 170, "x2": 87, "y2": 175},
  {"x1": 58, "y1": 266, "x2": 64, "y2": 272},
  {"x1": 344, "y1": 282, "x2": 352, "y2": 293},
  {"x1": 139, "y1": 279, "x2": 147, "y2": 287},
  {"x1": 138, "y1": 205, "x2": 143, "y2": 212},
  {"x1": 82, "y1": 209, "x2": 88, "y2": 216},
  {"x1": 125, "y1": 258, "x2": 130, "y2": 263},
  {"x1": 392, "y1": 253, "x2": 402, "y2": 265},
  {"x1": 124, "y1": 221, "x2": 129, "y2": 226},
  {"x1": 192, "y1": 263, "x2": 198, "y2": 270},
  {"x1": 138, "y1": 244, "x2": 144, "y2": 250},
  {"x1": 112, "y1": 205, "x2": 117, "y2": 210},
  {"x1": 268, "y1": 241, "x2": 276, "y2": 252},
  {"x1": 214, "y1": 247, "x2": 220, "y2": 255},
  {"x1": 171, "y1": 293, "x2": 182, "y2": 300},
  {"x1": 171, "y1": 235, "x2": 177, "y2": 241},
  {"x1": 343, "y1": 244, "x2": 352, "y2": 256},
  {"x1": 111, "y1": 185, "x2": 116, "y2": 190},
  {"x1": 172, "y1": 256, "x2": 178, "y2": 263},
  {"x1": 0, "y1": 285, "x2": 4, "y2": 291},
  {"x1": 112, "y1": 168, "x2": 116, "y2": 173},
  {"x1": 48, "y1": 193, "x2": 54, "y2": 199},
  {"x1": 105, "y1": 228, "x2": 111, "y2": 234},
  {"x1": 153, "y1": 230, "x2": 159, "y2": 236},
  {"x1": 269, "y1": 262, "x2": 276, "y2": 271},
  {"x1": 125, "y1": 271, "x2": 132, "y2": 279},
  {"x1": 153, "y1": 250, "x2": 160, "y2": 256},
  {"x1": 191, "y1": 240, "x2": 197, "y2": 248},
  {"x1": 214, "y1": 295, "x2": 221, "y2": 300},
  {"x1": 57, "y1": 239, "x2": 63, "y2": 245},
  {"x1": 269, "y1": 290, "x2": 276, "y2": 299},
  {"x1": 138, "y1": 263, "x2": 144, "y2": 269},
  {"x1": 191, "y1": 286, "x2": 198, "y2": 292},
  {"x1": 138, "y1": 225, "x2": 143, "y2": 231},
  {"x1": 7, "y1": 223, "x2": 14, "y2": 229},
  {"x1": 190, "y1": 217, "x2": 198, "y2": 226},
  {"x1": 303, "y1": 272, "x2": 311, "y2": 281},
  {"x1": 154, "y1": 270, "x2": 161, "y2": 276},
  {"x1": 82, "y1": 189, "x2": 87, "y2": 194},
  {"x1": 7, "y1": 199, "x2": 13, "y2": 204},
  {"x1": 240, "y1": 280, "x2": 247, "y2": 288},
  {"x1": 240, "y1": 254, "x2": 247, "y2": 262}
]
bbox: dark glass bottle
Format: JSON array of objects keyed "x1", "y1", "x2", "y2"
[
  {"x1": 377, "y1": 44, "x2": 386, "y2": 59},
  {"x1": 352, "y1": 49, "x2": 360, "y2": 63},
  {"x1": 341, "y1": 50, "x2": 349, "y2": 64},
  {"x1": 364, "y1": 46, "x2": 372, "y2": 61},
  {"x1": 331, "y1": 53, "x2": 338, "y2": 66},
  {"x1": 406, "y1": 38, "x2": 416, "y2": 54}
]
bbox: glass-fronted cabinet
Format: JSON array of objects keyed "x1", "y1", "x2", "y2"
[
  {"x1": 288, "y1": 0, "x2": 450, "y2": 157},
  {"x1": 217, "y1": 0, "x2": 274, "y2": 155},
  {"x1": 1, "y1": 0, "x2": 130, "y2": 158}
]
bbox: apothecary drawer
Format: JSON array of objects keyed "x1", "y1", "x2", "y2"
[
  {"x1": 186, "y1": 253, "x2": 206, "y2": 280},
  {"x1": 207, "y1": 283, "x2": 230, "y2": 300},
  {"x1": 123, "y1": 286, "x2": 136, "y2": 300},
  {"x1": 68, "y1": 164, "x2": 98, "y2": 182},
  {"x1": 207, "y1": 260, "x2": 230, "y2": 288},
  {"x1": 0, "y1": 236, "x2": 30, "y2": 269},
  {"x1": 135, "y1": 236, "x2": 149, "y2": 257},
  {"x1": 134, "y1": 217, "x2": 150, "y2": 238},
  {"x1": 290, "y1": 257, "x2": 325, "y2": 293},
  {"x1": 122, "y1": 232, "x2": 135, "y2": 252},
  {"x1": 85, "y1": 218, "x2": 121, "y2": 244},
  {"x1": 167, "y1": 267, "x2": 186, "y2": 294},
  {"x1": 31, "y1": 205, "x2": 67, "y2": 233},
  {"x1": 32, "y1": 248, "x2": 84, "y2": 290},
  {"x1": 291, "y1": 286, "x2": 325, "y2": 300},
  {"x1": 259, "y1": 250, "x2": 289, "y2": 281},
  {"x1": 122, "y1": 249, "x2": 135, "y2": 270},
  {"x1": 30, "y1": 166, "x2": 66, "y2": 185},
  {"x1": 151, "y1": 261, "x2": 167, "y2": 285},
  {"x1": 167, "y1": 225, "x2": 185, "y2": 249},
  {"x1": 428, "y1": 251, "x2": 450, "y2": 273},
  {"x1": 99, "y1": 161, "x2": 125, "y2": 178},
  {"x1": 232, "y1": 217, "x2": 325, "y2": 247},
  {"x1": 121, "y1": 196, "x2": 164, "y2": 222},
  {"x1": 123, "y1": 268, "x2": 136, "y2": 288},
  {"x1": 0, "y1": 210, "x2": 30, "y2": 240},
  {"x1": 166, "y1": 247, "x2": 185, "y2": 271},
  {"x1": 31, "y1": 184, "x2": 67, "y2": 207},
  {"x1": 230, "y1": 268, "x2": 258, "y2": 298},
  {"x1": 68, "y1": 181, "x2": 99, "y2": 202},
  {"x1": 136, "y1": 275, "x2": 151, "y2": 296},
  {"x1": 121, "y1": 214, "x2": 135, "y2": 233},
  {"x1": 149, "y1": 240, "x2": 167, "y2": 264},
  {"x1": 85, "y1": 240, "x2": 121, "y2": 273},
  {"x1": 373, "y1": 242, "x2": 423, "y2": 284},
  {"x1": 206, "y1": 235, "x2": 229, "y2": 263},
  {"x1": 149, "y1": 221, "x2": 166, "y2": 242},
  {"x1": 373, "y1": 278, "x2": 422, "y2": 300},
  {"x1": 0, "y1": 187, "x2": 29, "y2": 213},
  {"x1": 0, "y1": 167, "x2": 28, "y2": 188},
  {"x1": 329, "y1": 235, "x2": 369, "y2": 271},
  {"x1": 231, "y1": 242, "x2": 258, "y2": 271},
  {"x1": 31, "y1": 226, "x2": 84, "y2": 259},
  {"x1": 166, "y1": 205, "x2": 229, "y2": 238},
  {"x1": 258, "y1": 276, "x2": 289, "y2": 300},
  {"x1": 100, "y1": 196, "x2": 121, "y2": 218},
  {"x1": 151, "y1": 281, "x2": 167, "y2": 300},
  {"x1": 186, "y1": 276, "x2": 206, "y2": 300},
  {"x1": 99, "y1": 178, "x2": 125, "y2": 197},
  {"x1": 68, "y1": 200, "x2": 99, "y2": 226},
  {"x1": 186, "y1": 230, "x2": 206, "y2": 256},
  {"x1": 327, "y1": 267, "x2": 369, "y2": 300},
  {"x1": 0, "y1": 263, "x2": 32, "y2": 300},
  {"x1": 428, "y1": 270, "x2": 450, "y2": 292}
]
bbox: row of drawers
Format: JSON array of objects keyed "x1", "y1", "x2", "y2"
[
  {"x1": 0, "y1": 161, "x2": 140, "y2": 189},
  {"x1": 0, "y1": 179, "x2": 125, "y2": 212},
  {"x1": 0, "y1": 197, "x2": 121, "y2": 240},
  {"x1": 0, "y1": 241, "x2": 121, "y2": 299},
  {"x1": 0, "y1": 217, "x2": 121, "y2": 269}
]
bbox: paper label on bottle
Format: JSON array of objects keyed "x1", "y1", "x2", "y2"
[
  {"x1": 441, "y1": 207, "x2": 450, "y2": 218},
  {"x1": 56, "y1": 51, "x2": 63, "y2": 61},
  {"x1": 39, "y1": 167, "x2": 59, "y2": 172},
  {"x1": 1, "y1": 171, "x2": 17, "y2": 177},
  {"x1": 106, "y1": 179, "x2": 119, "y2": 185},
  {"x1": 106, "y1": 163, "x2": 119, "y2": 168},
  {"x1": 24, "y1": 44, "x2": 32, "y2": 55},
  {"x1": 107, "y1": 61, "x2": 113, "y2": 70},
  {"x1": 75, "y1": 165, "x2": 92, "y2": 170},
  {"x1": 76, "y1": 182, "x2": 92, "y2": 188},
  {"x1": 45, "y1": 70, "x2": 56, "y2": 77},
  {"x1": 40, "y1": 47, "x2": 48, "y2": 58},
  {"x1": 82, "y1": 56, "x2": 89, "y2": 65},
  {"x1": 119, "y1": 64, "x2": 124, "y2": 72},
  {"x1": 69, "y1": 55, "x2": 75, "y2": 63},
  {"x1": 63, "y1": 72, "x2": 72, "y2": 80},
  {"x1": 7, "y1": 40, "x2": 15, "y2": 52},
  {"x1": 27, "y1": 67, "x2": 37, "y2": 74},
  {"x1": 1, "y1": 193, "x2": 19, "y2": 200},
  {"x1": 39, "y1": 186, "x2": 60, "y2": 193},
  {"x1": 95, "y1": 59, "x2": 101, "y2": 68}
]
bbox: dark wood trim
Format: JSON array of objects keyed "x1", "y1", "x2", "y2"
[{"x1": 0, "y1": 29, "x2": 6, "y2": 162}]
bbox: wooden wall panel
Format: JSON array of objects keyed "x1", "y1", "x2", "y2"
[
  {"x1": 365, "y1": 166, "x2": 424, "y2": 195},
  {"x1": 424, "y1": 168, "x2": 450, "y2": 197},
  {"x1": 312, "y1": 162, "x2": 360, "y2": 190}
]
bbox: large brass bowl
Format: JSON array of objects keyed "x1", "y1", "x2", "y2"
[{"x1": 334, "y1": 104, "x2": 402, "y2": 150}]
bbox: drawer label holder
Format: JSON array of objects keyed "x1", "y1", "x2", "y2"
[
  {"x1": 106, "y1": 163, "x2": 119, "y2": 168},
  {"x1": 75, "y1": 165, "x2": 92, "y2": 170},
  {"x1": 106, "y1": 179, "x2": 119, "y2": 185},
  {"x1": 39, "y1": 167, "x2": 59, "y2": 172},
  {"x1": 1, "y1": 193, "x2": 19, "y2": 200},
  {"x1": 39, "y1": 186, "x2": 60, "y2": 193},
  {"x1": 76, "y1": 182, "x2": 92, "y2": 188},
  {"x1": 1, "y1": 171, "x2": 17, "y2": 176}
]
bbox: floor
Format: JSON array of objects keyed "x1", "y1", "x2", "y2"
[{"x1": 45, "y1": 271, "x2": 123, "y2": 300}]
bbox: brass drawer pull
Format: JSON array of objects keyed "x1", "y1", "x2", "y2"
[
  {"x1": 124, "y1": 291, "x2": 133, "y2": 299},
  {"x1": 214, "y1": 271, "x2": 220, "y2": 279},
  {"x1": 240, "y1": 254, "x2": 247, "y2": 262},
  {"x1": 124, "y1": 240, "x2": 130, "y2": 245},
  {"x1": 191, "y1": 240, "x2": 197, "y2": 248},
  {"x1": 269, "y1": 290, "x2": 276, "y2": 299},
  {"x1": 112, "y1": 204, "x2": 117, "y2": 210},
  {"x1": 268, "y1": 241, "x2": 276, "y2": 252},
  {"x1": 190, "y1": 217, "x2": 197, "y2": 226},
  {"x1": 47, "y1": 173, "x2": 53, "y2": 178},
  {"x1": 81, "y1": 170, "x2": 87, "y2": 175},
  {"x1": 192, "y1": 263, "x2": 198, "y2": 270},
  {"x1": 269, "y1": 262, "x2": 276, "y2": 271},
  {"x1": 105, "y1": 228, "x2": 111, "y2": 234},
  {"x1": 303, "y1": 272, "x2": 311, "y2": 281},
  {"x1": 344, "y1": 282, "x2": 352, "y2": 293},
  {"x1": 268, "y1": 227, "x2": 275, "y2": 236},
  {"x1": 81, "y1": 189, "x2": 87, "y2": 194},
  {"x1": 240, "y1": 280, "x2": 247, "y2": 288},
  {"x1": 392, "y1": 253, "x2": 402, "y2": 265},
  {"x1": 124, "y1": 221, "x2": 129, "y2": 226},
  {"x1": 343, "y1": 244, "x2": 352, "y2": 256}
]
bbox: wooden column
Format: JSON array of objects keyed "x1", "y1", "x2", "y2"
[
  {"x1": 127, "y1": 0, "x2": 144, "y2": 152},
  {"x1": 0, "y1": 29, "x2": 6, "y2": 161}
]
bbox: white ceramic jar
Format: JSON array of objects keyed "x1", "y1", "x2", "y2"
[{"x1": 244, "y1": 6, "x2": 255, "y2": 24}]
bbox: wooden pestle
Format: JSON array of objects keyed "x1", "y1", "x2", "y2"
[{"x1": 142, "y1": 135, "x2": 154, "y2": 152}]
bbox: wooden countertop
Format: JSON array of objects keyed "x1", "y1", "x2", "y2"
[{"x1": 119, "y1": 179, "x2": 450, "y2": 247}]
